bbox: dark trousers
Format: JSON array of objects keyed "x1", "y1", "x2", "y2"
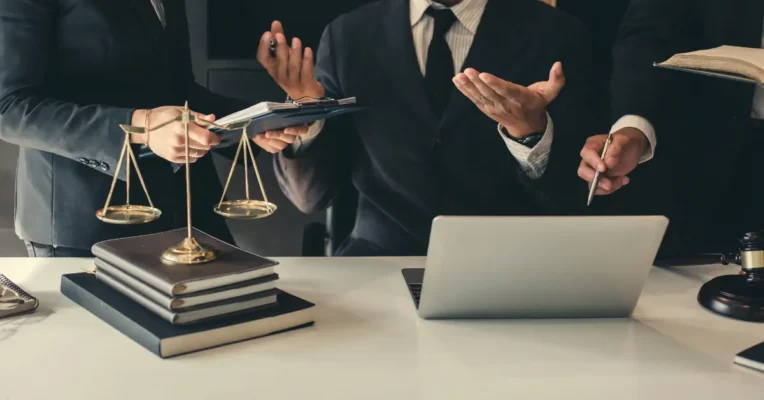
[{"x1": 25, "y1": 241, "x2": 93, "y2": 258}]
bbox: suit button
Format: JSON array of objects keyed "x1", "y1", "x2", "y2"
[
  {"x1": 99, "y1": 162, "x2": 110, "y2": 171},
  {"x1": 89, "y1": 160, "x2": 99, "y2": 167},
  {"x1": 79, "y1": 158, "x2": 89, "y2": 164}
]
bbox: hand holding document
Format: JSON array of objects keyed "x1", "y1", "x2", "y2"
[{"x1": 131, "y1": 106, "x2": 219, "y2": 164}]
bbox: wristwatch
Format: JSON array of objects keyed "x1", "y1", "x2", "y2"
[{"x1": 498, "y1": 124, "x2": 544, "y2": 148}]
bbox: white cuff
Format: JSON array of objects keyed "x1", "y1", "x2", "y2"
[
  {"x1": 610, "y1": 115, "x2": 656, "y2": 163},
  {"x1": 291, "y1": 119, "x2": 325, "y2": 153},
  {"x1": 498, "y1": 112, "x2": 554, "y2": 180}
]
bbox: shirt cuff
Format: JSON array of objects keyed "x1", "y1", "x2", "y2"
[
  {"x1": 498, "y1": 112, "x2": 554, "y2": 180},
  {"x1": 291, "y1": 119, "x2": 325, "y2": 153},
  {"x1": 610, "y1": 115, "x2": 656, "y2": 163}
]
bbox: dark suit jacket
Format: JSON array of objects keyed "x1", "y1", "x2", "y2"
[
  {"x1": 0, "y1": 0, "x2": 248, "y2": 249},
  {"x1": 275, "y1": 0, "x2": 596, "y2": 256},
  {"x1": 608, "y1": 0, "x2": 764, "y2": 255}
]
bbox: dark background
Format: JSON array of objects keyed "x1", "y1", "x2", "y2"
[{"x1": 0, "y1": 0, "x2": 625, "y2": 257}]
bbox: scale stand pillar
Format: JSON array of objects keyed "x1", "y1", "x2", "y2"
[{"x1": 97, "y1": 102, "x2": 277, "y2": 265}]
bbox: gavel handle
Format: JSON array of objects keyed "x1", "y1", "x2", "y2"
[{"x1": 654, "y1": 253, "x2": 740, "y2": 267}]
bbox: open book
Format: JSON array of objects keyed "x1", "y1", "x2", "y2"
[{"x1": 655, "y1": 45, "x2": 764, "y2": 86}]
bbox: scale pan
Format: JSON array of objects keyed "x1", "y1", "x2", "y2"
[
  {"x1": 214, "y1": 200, "x2": 277, "y2": 219},
  {"x1": 96, "y1": 205, "x2": 162, "y2": 224}
]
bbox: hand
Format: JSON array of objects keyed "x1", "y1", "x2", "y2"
[
  {"x1": 252, "y1": 124, "x2": 311, "y2": 154},
  {"x1": 130, "y1": 107, "x2": 220, "y2": 164},
  {"x1": 453, "y1": 62, "x2": 566, "y2": 138},
  {"x1": 256, "y1": 21, "x2": 325, "y2": 101},
  {"x1": 578, "y1": 127, "x2": 649, "y2": 195}
]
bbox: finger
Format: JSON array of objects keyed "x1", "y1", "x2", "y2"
[
  {"x1": 288, "y1": 37, "x2": 303, "y2": 84},
  {"x1": 464, "y1": 69, "x2": 502, "y2": 105},
  {"x1": 301, "y1": 47, "x2": 316, "y2": 85},
  {"x1": 580, "y1": 141, "x2": 607, "y2": 172},
  {"x1": 186, "y1": 124, "x2": 220, "y2": 147},
  {"x1": 264, "y1": 131, "x2": 296, "y2": 144},
  {"x1": 541, "y1": 62, "x2": 566, "y2": 102},
  {"x1": 266, "y1": 138, "x2": 290, "y2": 152},
  {"x1": 257, "y1": 31, "x2": 276, "y2": 72},
  {"x1": 283, "y1": 124, "x2": 310, "y2": 136},
  {"x1": 253, "y1": 134, "x2": 281, "y2": 154},
  {"x1": 453, "y1": 73, "x2": 488, "y2": 106},
  {"x1": 271, "y1": 20, "x2": 284, "y2": 36},
  {"x1": 274, "y1": 33, "x2": 289, "y2": 83},
  {"x1": 476, "y1": 72, "x2": 528, "y2": 106}
]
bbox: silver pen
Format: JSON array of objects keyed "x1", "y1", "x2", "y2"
[{"x1": 587, "y1": 133, "x2": 614, "y2": 207}]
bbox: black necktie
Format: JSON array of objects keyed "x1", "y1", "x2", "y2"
[{"x1": 424, "y1": 7, "x2": 457, "y2": 117}]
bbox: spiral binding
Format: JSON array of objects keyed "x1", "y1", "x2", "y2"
[{"x1": 0, "y1": 274, "x2": 36, "y2": 302}]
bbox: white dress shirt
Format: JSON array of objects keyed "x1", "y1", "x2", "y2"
[
  {"x1": 617, "y1": 18, "x2": 764, "y2": 162},
  {"x1": 294, "y1": 0, "x2": 554, "y2": 179},
  {"x1": 150, "y1": 0, "x2": 166, "y2": 28}
]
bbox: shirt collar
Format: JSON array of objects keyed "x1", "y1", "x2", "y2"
[{"x1": 410, "y1": 0, "x2": 488, "y2": 35}]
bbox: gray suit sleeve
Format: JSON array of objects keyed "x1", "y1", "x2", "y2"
[
  {"x1": 0, "y1": 0, "x2": 134, "y2": 180},
  {"x1": 274, "y1": 24, "x2": 352, "y2": 214}
]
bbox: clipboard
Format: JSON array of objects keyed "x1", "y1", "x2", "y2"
[{"x1": 138, "y1": 97, "x2": 368, "y2": 158}]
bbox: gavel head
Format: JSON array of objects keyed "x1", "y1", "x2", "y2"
[{"x1": 739, "y1": 231, "x2": 764, "y2": 282}]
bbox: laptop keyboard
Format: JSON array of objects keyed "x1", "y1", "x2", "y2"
[{"x1": 408, "y1": 283, "x2": 422, "y2": 308}]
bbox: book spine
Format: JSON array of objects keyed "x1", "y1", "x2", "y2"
[
  {"x1": 95, "y1": 270, "x2": 178, "y2": 325},
  {"x1": 94, "y1": 259, "x2": 175, "y2": 310},
  {"x1": 60, "y1": 275, "x2": 164, "y2": 358},
  {"x1": 92, "y1": 247, "x2": 176, "y2": 296}
]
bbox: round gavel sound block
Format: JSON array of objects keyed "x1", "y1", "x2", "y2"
[{"x1": 698, "y1": 232, "x2": 764, "y2": 322}]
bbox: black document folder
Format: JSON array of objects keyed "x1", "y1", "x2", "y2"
[{"x1": 138, "y1": 97, "x2": 367, "y2": 158}]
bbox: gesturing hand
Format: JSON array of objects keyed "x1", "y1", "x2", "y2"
[
  {"x1": 453, "y1": 62, "x2": 566, "y2": 138},
  {"x1": 252, "y1": 124, "x2": 311, "y2": 154},
  {"x1": 130, "y1": 107, "x2": 220, "y2": 164},
  {"x1": 577, "y1": 128, "x2": 649, "y2": 195},
  {"x1": 256, "y1": 21, "x2": 325, "y2": 101}
]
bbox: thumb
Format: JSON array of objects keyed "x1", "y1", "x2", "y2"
[{"x1": 542, "y1": 62, "x2": 566, "y2": 102}]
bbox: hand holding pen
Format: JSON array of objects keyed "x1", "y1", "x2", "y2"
[
  {"x1": 256, "y1": 20, "x2": 325, "y2": 101},
  {"x1": 578, "y1": 128, "x2": 650, "y2": 202}
]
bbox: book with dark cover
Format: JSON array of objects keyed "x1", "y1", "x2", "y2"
[
  {"x1": 93, "y1": 258, "x2": 279, "y2": 310},
  {"x1": 61, "y1": 273, "x2": 315, "y2": 358},
  {"x1": 91, "y1": 228, "x2": 278, "y2": 296},
  {"x1": 735, "y1": 341, "x2": 764, "y2": 373},
  {"x1": 95, "y1": 269, "x2": 279, "y2": 325}
]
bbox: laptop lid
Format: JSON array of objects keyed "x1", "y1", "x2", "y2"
[{"x1": 417, "y1": 215, "x2": 669, "y2": 319}]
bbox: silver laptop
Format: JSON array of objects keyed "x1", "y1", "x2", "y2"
[{"x1": 402, "y1": 215, "x2": 669, "y2": 319}]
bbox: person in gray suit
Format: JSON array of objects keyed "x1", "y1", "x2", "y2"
[{"x1": 0, "y1": 0, "x2": 249, "y2": 257}]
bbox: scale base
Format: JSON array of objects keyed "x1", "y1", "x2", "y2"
[
  {"x1": 214, "y1": 200, "x2": 277, "y2": 220},
  {"x1": 161, "y1": 237, "x2": 218, "y2": 265},
  {"x1": 96, "y1": 205, "x2": 161, "y2": 225},
  {"x1": 698, "y1": 274, "x2": 764, "y2": 322}
]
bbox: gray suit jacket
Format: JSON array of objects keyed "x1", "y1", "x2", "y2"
[{"x1": 0, "y1": 0, "x2": 248, "y2": 249}]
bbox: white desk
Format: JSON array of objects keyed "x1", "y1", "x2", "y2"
[{"x1": 1, "y1": 257, "x2": 763, "y2": 399}]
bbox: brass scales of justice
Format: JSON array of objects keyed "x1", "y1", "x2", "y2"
[{"x1": 95, "y1": 101, "x2": 277, "y2": 265}]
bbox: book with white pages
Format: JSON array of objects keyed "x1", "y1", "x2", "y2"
[
  {"x1": 94, "y1": 268, "x2": 279, "y2": 325},
  {"x1": 93, "y1": 257, "x2": 279, "y2": 310},
  {"x1": 654, "y1": 45, "x2": 764, "y2": 86}
]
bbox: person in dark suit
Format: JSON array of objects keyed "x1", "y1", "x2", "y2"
[
  {"x1": 578, "y1": 0, "x2": 764, "y2": 256},
  {"x1": 0, "y1": 0, "x2": 249, "y2": 257},
  {"x1": 252, "y1": 0, "x2": 596, "y2": 256}
]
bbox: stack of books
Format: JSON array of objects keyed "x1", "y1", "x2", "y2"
[{"x1": 61, "y1": 228, "x2": 315, "y2": 358}]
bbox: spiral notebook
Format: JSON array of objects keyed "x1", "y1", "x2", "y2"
[
  {"x1": 138, "y1": 97, "x2": 367, "y2": 158},
  {"x1": 0, "y1": 274, "x2": 39, "y2": 319}
]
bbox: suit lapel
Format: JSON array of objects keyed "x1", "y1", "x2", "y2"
[
  {"x1": 437, "y1": 0, "x2": 533, "y2": 131},
  {"x1": 378, "y1": 0, "x2": 438, "y2": 128},
  {"x1": 126, "y1": 0, "x2": 168, "y2": 53}
]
